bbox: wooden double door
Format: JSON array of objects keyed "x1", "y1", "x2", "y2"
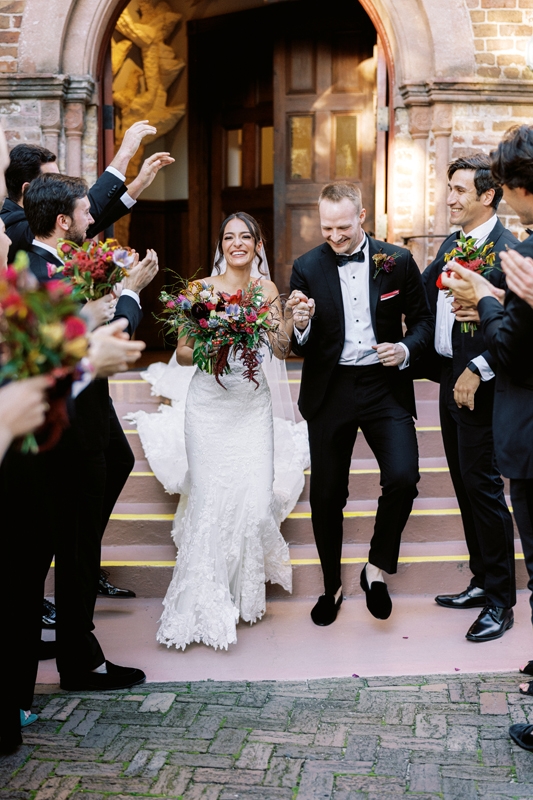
[{"x1": 188, "y1": 0, "x2": 387, "y2": 293}]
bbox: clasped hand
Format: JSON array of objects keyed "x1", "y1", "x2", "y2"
[{"x1": 286, "y1": 290, "x2": 315, "y2": 330}]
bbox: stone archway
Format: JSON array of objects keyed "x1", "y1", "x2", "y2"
[{"x1": 13, "y1": 0, "x2": 478, "y2": 250}]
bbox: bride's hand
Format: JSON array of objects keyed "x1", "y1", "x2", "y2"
[{"x1": 286, "y1": 292, "x2": 315, "y2": 330}]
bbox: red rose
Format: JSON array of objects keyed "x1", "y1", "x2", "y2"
[
  {"x1": 206, "y1": 302, "x2": 217, "y2": 311},
  {"x1": 64, "y1": 315, "x2": 86, "y2": 340},
  {"x1": 199, "y1": 318, "x2": 208, "y2": 328},
  {"x1": 436, "y1": 269, "x2": 450, "y2": 290}
]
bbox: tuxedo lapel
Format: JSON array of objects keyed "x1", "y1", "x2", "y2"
[
  {"x1": 367, "y1": 237, "x2": 384, "y2": 338},
  {"x1": 318, "y1": 243, "x2": 345, "y2": 341},
  {"x1": 30, "y1": 244, "x2": 63, "y2": 269}
]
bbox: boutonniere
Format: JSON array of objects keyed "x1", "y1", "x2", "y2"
[{"x1": 371, "y1": 249, "x2": 400, "y2": 280}]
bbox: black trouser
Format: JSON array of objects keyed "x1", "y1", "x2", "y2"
[
  {"x1": 100, "y1": 401, "x2": 135, "y2": 540},
  {"x1": 439, "y1": 360, "x2": 516, "y2": 608},
  {"x1": 307, "y1": 364, "x2": 419, "y2": 595},
  {"x1": 511, "y1": 479, "x2": 533, "y2": 622}
]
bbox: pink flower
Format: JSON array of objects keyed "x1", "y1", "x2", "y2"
[
  {"x1": 245, "y1": 310, "x2": 257, "y2": 322},
  {"x1": 47, "y1": 262, "x2": 58, "y2": 278},
  {"x1": 199, "y1": 318, "x2": 208, "y2": 328},
  {"x1": 166, "y1": 300, "x2": 176, "y2": 309},
  {"x1": 60, "y1": 243, "x2": 72, "y2": 254}
]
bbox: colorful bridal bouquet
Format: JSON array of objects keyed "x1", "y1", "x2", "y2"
[
  {"x1": 51, "y1": 238, "x2": 136, "y2": 300},
  {"x1": 436, "y1": 232, "x2": 496, "y2": 335},
  {"x1": 0, "y1": 252, "x2": 88, "y2": 452},
  {"x1": 159, "y1": 279, "x2": 278, "y2": 387}
]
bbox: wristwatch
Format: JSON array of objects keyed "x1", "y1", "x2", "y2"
[{"x1": 467, "y1": 361, "x2": 482, "y2": 377}]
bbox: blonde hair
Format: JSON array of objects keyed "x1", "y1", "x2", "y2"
[{"x1": 318, "y1": 182, "x2": 362, "y2": 212}]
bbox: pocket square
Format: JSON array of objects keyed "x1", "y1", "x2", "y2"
[{"x1": 380, "y1": 290, "x2": 400, "y2": 301}]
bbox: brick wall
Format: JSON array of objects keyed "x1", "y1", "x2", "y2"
[
  {"x1": 0, "y1": 0, "x2": 24, "y2": 74},
  {"x1": 468, "y1": 0, "x2": 533, "y2": 81}
]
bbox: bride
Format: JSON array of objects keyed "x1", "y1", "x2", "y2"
[{"x1": 129, "y1": 212, "x2": 310, "y2": 650}]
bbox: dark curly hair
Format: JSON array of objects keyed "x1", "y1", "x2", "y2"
[
  {"x1": 491, "y1": 125, "x2": 533, "y2": 194},
  {"x1": 448, "y1": 153, "x2": 503, "y2": 209},
  {"x1": 213, "y1": 212, "x2": 267, "y2": 276}
]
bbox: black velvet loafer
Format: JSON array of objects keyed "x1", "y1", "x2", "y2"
[
  {"x1": 509, "y1": 723, "x2": 533, "y2": 751},
  {"x1": 60, "y1": 661, "x2": 146, "y2": 692},
  {"x1": 465, "y1": 606, "x2": 514, "y2": 642},
  {"x1": 435, "y1": 586, "x2": 487, "y2": 610},
  {"x1": 310, "y1": 592, "x2": 343, "y2": 626},
  {"x1": 360, "y1": 565, "x2": 392, "y2": 620},
  {"x1": 98, "y1": 569, "x2": 136, "y2": 598},
  {"x1": 42, "y1": 598, "x2": 56, "y2": 629}
]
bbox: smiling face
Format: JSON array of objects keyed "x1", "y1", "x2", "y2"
[
  {"x1": 319, "y1": 197, "x2": 366, "y2": 255},
  {"x1": 447, "y1": 169, "x2": 495, "y2": 233},
  {"x1": 221, "y1": 217, "x2": 261, "y2": 270}
]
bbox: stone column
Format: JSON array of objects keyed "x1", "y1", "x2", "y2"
[
  {"x1": 408, "y1": 106, "x2": 432, "y2": 269},
  {"x1": 41, "y1": 99, "x2": 61, "y2": 156},
  {"x1": 432, "y1": 103, "x2": 453, "y2": 242},
  {"x1": 64, "y1": 102, "x2": 85, "y2": 177}
]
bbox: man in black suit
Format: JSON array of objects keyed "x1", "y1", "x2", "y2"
[
  {"x1": 11, "y1": 173, "x2": 157, "y2": 691},
  {"x1": 290, "y1": 182, "x2": 433, "y2": 625},
  {"x1": 421, "y1": 154, "x2": 517, "y2": 643},
  {"x1": 441, "y1": 124, "x2": 533, "y2": 752},
  {"x1": 1, "y1": 120, "x2": 173, "y2": 263}
]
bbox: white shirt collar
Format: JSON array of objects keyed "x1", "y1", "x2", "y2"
[
  {"x1": 345, "y1": 234, "x2": 367, "y2": 257},
  {"x1": 461, "y1": 214, "x2": 498, "y2": 244},
  {"x1": 32, "y1": 239, "x2": 62, "y2": 261}
]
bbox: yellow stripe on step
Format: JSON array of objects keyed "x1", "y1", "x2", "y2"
[
  {"x1": 130, "y1": 472, "x2": 155, "y2": 477},
  {"x1": 303, "y1": 467, "x2": 449, "y2": 475},
  {"x1": 288, "y1": 508, "x2": 464, "y2": 519},
  {"x1": 49, "y1": 553, "x2": 526, "y2": 568},
  {"x1": 123, "y1": 430, "x2": 139, "y2": 434},
  {"x1": 110, "y1": 513, "x2": 175, "y2": 521}
]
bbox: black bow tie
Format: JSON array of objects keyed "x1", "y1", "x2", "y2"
[{"x1": 336, "y1": 250, "x2": 365, "y2": 267}]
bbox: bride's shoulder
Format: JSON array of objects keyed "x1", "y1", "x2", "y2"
[{"x1": 257, "y1": 277, "x2": 278, "y2": 297}]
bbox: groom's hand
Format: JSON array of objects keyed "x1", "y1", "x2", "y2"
[
  {"x1": 286, "y1": 291, "x2": 315, "y2": 330},
  {"x1": 373, "y1": 342, "x2": 405, "y2": 367},
  {"x1": 454, "y1": 367, "x2": 480, "y2": 411}
]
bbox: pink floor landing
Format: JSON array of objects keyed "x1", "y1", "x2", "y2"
[{"x1": 38, "y1": 592, "x2": 532, "y2": 686}]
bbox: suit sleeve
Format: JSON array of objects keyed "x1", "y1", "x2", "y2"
[
  {"x1": 86, "y1": 171, "x2": 130, "y2": 237},
  {"x1": 477, "y1": 266, "x2": 507, "y2": 373},
  {"x1": 479, "y1": 293, "x2": 533, "y2": 381},
  {"x1": 289, "y1": 258, "x2": 310, "y2": 356},
  {"x1": 4, "y1": 217, "x2": 33, "y2": 260},
  {"x1": 400, "y1": 253, "x2": 434, "y2": 362},
  {"x1": 114, "y1": 294, "x2": 143, "y2": 337}
]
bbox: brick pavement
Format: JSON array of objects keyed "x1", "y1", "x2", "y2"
[{"x1": 2, "y1": 673, "x2": 533, "y2": 799}]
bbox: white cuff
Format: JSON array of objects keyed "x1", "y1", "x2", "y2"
[
  {"x1": 106, "y1": 165, "x2": 126, "y2": 182},
  {"x1": 121, "y1": 288, "x2": 141, "y2": 308},
  {"x1": 397, "y1": 341, "x2": 410, "y2": 370},
  {"x1": 71, "y1": 370, "x2": 93, "y2": 399},
  {"x1": 471, "y1": 355, "x2": 495, "y2": 382},
  {"x1": 121, "y1": 192, "x2": 137, "y2": 210},
  {"x1": 294, "y1": 321, "x2": 311, "y2": 345}
]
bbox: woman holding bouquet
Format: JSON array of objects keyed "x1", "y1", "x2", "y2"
[{"x1": 138, "y1": 212, "x2": 310, "y2": 650}]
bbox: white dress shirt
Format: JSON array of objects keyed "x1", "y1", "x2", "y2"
[
  {"x1": 295, "y1": 236, "x2": 409, "y2": 368},
  {"x1": 435, "y1": 214, "x2": 497, "y2": 381}
]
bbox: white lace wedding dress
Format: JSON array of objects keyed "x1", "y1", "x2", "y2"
[{"x1": 127, "y1": 353, "x2": 309, "y2": 651}]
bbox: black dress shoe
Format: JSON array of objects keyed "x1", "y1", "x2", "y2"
[
  {"x1": 435, "y1": 586, "x2": 487, "y2": 610},
  {"x1": 466, "y1": 605, "x2": 514, "y2": 642},
  {"x1": 360, "y1": 565, "x2": 392, "y2": 620},
  {"x1": 42, "y1": 598, "x2": 56, "y2": 629},
  {"x1": 98, "y1": 569, "x2": 136, "y2": 598},
  {"x1": 39, "y1": 640, "x2": 56, "y2": 660},
  {"x1": 60, "y1": 661, "x2": 146, "y2": 691},
  {"x1": 509, "y1": 724, "x2": 533, "y2": 751},
  {"x1": 311, "y1": 592, "x2": 343, "y2": 626}
]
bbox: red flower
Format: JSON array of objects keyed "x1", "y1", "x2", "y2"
[
  {"x1": 199, "y1": 318, "x2": 208, "y2": 328},
  {"x1": 46, "y1": 280, "x2": 72, "y2": 297},
  {"x1": 64, "y1": 315, "x2": 86, "y2": 340},
  {"x1": 456, "y1": 257, "x2": 483, "y2": 272},
  {"x1": 245, "y1": 310, "x2": 257, "y2": 322},
  {"x1": 436, "y1": 269, "x2": 450, "y2": 290},
  {"x1": 245, "y1": 326, "x2": 253, "y2": 334},
  {"x1": 60, "y1": 243, "x2": 72, "y2": 254},
  {"x1": 4, "y1": 266, "x2": 17, "y2": 283},
  {"x1": 206, "y1": 302, "x2": 217, "y2": 311}
]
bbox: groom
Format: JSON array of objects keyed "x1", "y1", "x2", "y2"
[{"x1": 290, "y1": 182, "x2": 433, "y2": 625}]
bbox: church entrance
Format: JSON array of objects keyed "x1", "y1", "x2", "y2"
[
  {"x1": 102, "y1": 0, "x2": 387, "y2": 343},
  {"x1": 188, "y1": 0, "x2": 386, "y2": 294}
]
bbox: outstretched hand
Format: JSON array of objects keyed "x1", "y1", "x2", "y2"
[
  {"x1": 127, "y1": 152, "x2": 175, "y2": 199},
  {"x1": 88, "y1": 318, "x2": 146, "y2": 377},
  {"x1": 111, "y1": 121, "x2": 157, "y2": 174}
]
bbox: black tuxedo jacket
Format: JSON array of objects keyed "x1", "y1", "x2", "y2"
[
  {"x1": 2, "y1": 170, "x2": 129, "y2": 264},
  {"x1": 479, "y1": 232, "x2": 533, "y2": 479},
  {"x1": 419, "y1": 219, "x2": 518, "y2": 423},
  {"x1": 290, "y1": 237, "x2": 433, "y2": 420},
  {"x1": 27, "y1": 243, "x2": 143, "y2": 451}
]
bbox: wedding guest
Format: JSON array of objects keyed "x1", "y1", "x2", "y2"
[
  {"x1": 420, "y1": 154, "x2": 517, "y2": 642},
  {"x1": 441, "y1": 124, "x2": 533, "y2": 752},
  {"x1": 501, "y1": 248, "x2": 533, "y2": 308},
  {"x1": 290, "y1": 182, "x2": 433, "y2": 625},
  {"x1": 1, "y1": 120, "x2": 173, "y2": 263}
]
